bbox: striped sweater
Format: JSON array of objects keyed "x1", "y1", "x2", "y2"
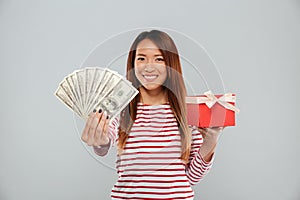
[{"x1": 93, "y1": 103, "x2": 214, "y2": 200}]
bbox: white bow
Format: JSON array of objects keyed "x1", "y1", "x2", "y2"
[{"x1": 186, "y1": 90, "x2": 240, "y2": 113}]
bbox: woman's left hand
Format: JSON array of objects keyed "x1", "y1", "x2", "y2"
[
  {"x1": 198, "y1": 127, "x2": 224, "y2": 141},
  {"x1": 196, "y1": 127, "x2": 225, "y2": 162}
]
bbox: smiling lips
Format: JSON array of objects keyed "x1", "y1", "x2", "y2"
[{"x1": 143, "y1": 74, "x2": 158, "y2": 82}]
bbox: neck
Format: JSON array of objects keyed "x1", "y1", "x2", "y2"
[{"x1": 139, "y1": 86, "x2": 168, "y2": 105}]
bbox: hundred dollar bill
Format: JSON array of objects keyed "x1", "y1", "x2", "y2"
[
  {"x1": 98, "y1": 68, "x2": 122, "y2": 95},
  {"x1": 95, "y1": 78, "x2": 139, "y2": 121},
  {"x1": 74, "y1": 69, "x2": 86, "y2": 113},
  {"x1": 63, "y1": 75, "x2": 83, "y2": 112},
  {"x1": 85, "y1": 68, "x2": 122, "y2": 116},
  {"x1": 66, "y1": 72, "x2": 84, "y2": 112},
  {"x1": 54, "y1": 85, "x2": 83, "y2": 118},
  {"x1": 85, "y1": 68, "x2": 111, "y2": 115},
  {"x1": 84, "y1": 67, "x2": 106, "y2": 116}
]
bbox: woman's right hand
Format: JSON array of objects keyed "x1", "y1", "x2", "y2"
[{"x1": 81, "y1": 109, "x2": 110, "y2": 147}]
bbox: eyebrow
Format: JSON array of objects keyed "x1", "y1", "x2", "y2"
[{"x1": 136, "y1": 53, "x2": 163, "y2": 57}]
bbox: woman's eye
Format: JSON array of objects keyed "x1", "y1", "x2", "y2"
[
  {"x1": 136, "y1": 57, "x2": 145, "y2": 61},
  {"x1": 156, "y1": 57, "x2": 164, "y2": 62}
]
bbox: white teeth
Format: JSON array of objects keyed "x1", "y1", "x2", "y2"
[
  {"x1": 143, "y1": 75, "x2": 158, "y2": 82},
  {"x1": 144, "y1": 75, "x2": 157, "y2": 79}
]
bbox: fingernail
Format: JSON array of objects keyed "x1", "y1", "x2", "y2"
[
  {"x1": 106, "y1": 115, "x2": 109, "y2": 119},
  {"x1": 98, "y1": 109, "x2": 102, "y2": 113},
  {"x1": 93, "y1": 109, "x2": 96, "y2": 113}
]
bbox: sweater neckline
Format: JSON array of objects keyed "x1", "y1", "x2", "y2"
[{"x1": 137, "y1": 102, "x2": 170, "y2": 107}]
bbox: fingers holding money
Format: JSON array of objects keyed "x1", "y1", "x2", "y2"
[
  {"x1": 87, "y1": 109, "x2": 102, "y2": 145},
  {"x1": 81, "y1": 108, "x2": 110, "y2": 146},
  {"x1": 93, "y1": 111, "x2": 110, "y2": 146},
  {"x1": 81, "y1": 109, "x2": 97, "y2": 142}
]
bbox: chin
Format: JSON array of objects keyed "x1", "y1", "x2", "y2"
[{"x1": 141, "y1": 84, "x2": 162, "y2": 91}]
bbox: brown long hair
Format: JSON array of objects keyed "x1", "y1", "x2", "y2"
[{"x1": 118, "y1": 30, "x2": 191, "y2": 164}]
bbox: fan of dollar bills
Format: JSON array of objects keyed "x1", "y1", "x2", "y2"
[{"x1": 54, "y1": 67, "x2": 139, "y2": 120}]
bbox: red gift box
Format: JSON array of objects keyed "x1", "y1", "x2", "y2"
[{"x1": 186, "y1": 91, "x2": 240, "y2": 128}]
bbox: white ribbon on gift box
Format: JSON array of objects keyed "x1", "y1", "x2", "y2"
[{"x1": 186, "y1": 90, "x2": 240, "y2": 113}]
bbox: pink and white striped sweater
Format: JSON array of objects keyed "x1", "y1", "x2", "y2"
[{"x1": 93, "y1": 103, "x2": 214, "y2": 200}]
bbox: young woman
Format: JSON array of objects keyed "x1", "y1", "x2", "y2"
[{"x1": 81, "y1": 30, "x2": 223, "y2": 199}]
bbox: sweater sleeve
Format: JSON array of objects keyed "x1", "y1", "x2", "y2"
[
  {"x1": 93, "y1": 116, "x2": 119, "y2": 157},
  {"x1": 185, "y1": 127, "x2": 215, "y2": 185}
]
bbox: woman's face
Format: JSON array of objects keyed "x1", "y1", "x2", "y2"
[{"x1": 134, "y1": 39, "x2": 167, "y2": 92}]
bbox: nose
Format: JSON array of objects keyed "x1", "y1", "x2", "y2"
[{"x1": 144, "y1": 64, "x2": 155, "y2": 72}]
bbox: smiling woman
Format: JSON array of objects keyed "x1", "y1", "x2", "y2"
[
  {"x1": 134, "y1": 38, "x2": 168, "y2": 105},
  {"x1": 81, "y1": 30, "x2": 223, "y2": 200}
]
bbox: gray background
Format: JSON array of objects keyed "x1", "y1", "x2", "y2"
[{"x1": 1, "y1": 0, "x2": 300, "y2": 199}]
